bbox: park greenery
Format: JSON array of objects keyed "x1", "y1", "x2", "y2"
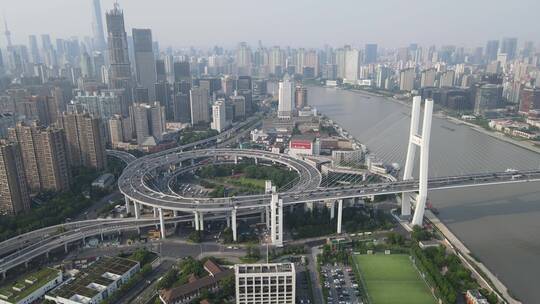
[
  {"x1": 188, "y1": 163, "x2": 297, "y2": 198},
  {"x1": 0, "y1": 167, "x2": 108, "y2": 241},
  {"x1": 178, "y1": 128, "x2": 219, "y2": 145}
]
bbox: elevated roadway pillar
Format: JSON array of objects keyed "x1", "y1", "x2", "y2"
[
  {"x1": 133, "y1": 202, "x2": 140, "y2": 219},
  {"x1": 159, "y1": 208, "x2": 166, "y2": 239},
  {"x1": 194, "y1": 211, "x2": 200, "y2": 231},
  {"x1": 199, "y1": 212, "x2": 204, "y2": 231},
  {"x1": 337, "y1": 199, "x2": 343, "y2": 234},
  {"x1": 124, "y1": 197, "x2": 131, "y2": 216},
  {"x1": 232, "y1": 208, "x2": 238, "y2": 242},
  {"x1": 270, "y1": 191, "x2": 283, "y2": 247}
]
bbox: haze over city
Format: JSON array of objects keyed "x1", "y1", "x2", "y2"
[{"x1": 1, "y1": 0, "x2": 540, "y2": 48}]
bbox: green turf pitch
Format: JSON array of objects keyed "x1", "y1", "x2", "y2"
[{"x1": 354, "y1": 254, "x2": 436, "y2": 304}]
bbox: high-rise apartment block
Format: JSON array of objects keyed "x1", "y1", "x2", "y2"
[
  {"x1": 8, "y1": 122, "x2": 71, "y2": 194},
  {"x1": 0, "y1": 141, "x2": 30, "y2": 215},
  {"x1": 62, "y1": 112, "x2": 107, "y2": 170}
]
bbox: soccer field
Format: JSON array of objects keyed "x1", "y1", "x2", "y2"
[{"x1": 353, "y1": 254, "x2": 436, "y2": 304}]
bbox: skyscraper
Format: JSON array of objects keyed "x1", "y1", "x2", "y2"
[
  {"x1": 364, "y1": 44, "x2": 378, "y2": 64},
  {"x1": 294, "y1": 86, "x2": 308, "y2": 109},
  {"x1": 132, "y1": 28, "x2": 157, "y2": 100},
  {"x1": 485, "y1": 40, "x2": 499, "y2": 62},
  {"x1": 28, "y1": 35, "x2": 40, "y2": 63},
  {"x1": 190, "y1": 87, "x2": 210, "y2": 126},
  {"x1": 236, "y1": 42, "x2": 252, "y2": 75},
  {"x1": 344, "y1": 48, "x2": 359, "y2": 82},
  {"x1": 106, "y1": 3, "x2": 132, "y2": 103},
  {"x1": 278, "y1": 74, "x2": 294, "y2": 118},
  {"x1": 173, "y1": 81, "x2": 192, "y2": 123},
  {"x1": 91, "y1": 0, "x2": 107, "y2": 51},
  {"x1": 130, "y1": 102, "x2": 165, "y2": 145},
  {"x1": 62, "y1": 112, "x2": 107, "y2": 170},
  {"x1": 500, "y1": 37, "x2": 518, "y2": 60},
  {"x1": 0, "y1": 141, "x2": 30, "y2": 215}
]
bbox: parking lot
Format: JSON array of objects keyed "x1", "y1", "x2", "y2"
[{"x1": 321, "y1": 265, "x2": 362, "y2": 304}]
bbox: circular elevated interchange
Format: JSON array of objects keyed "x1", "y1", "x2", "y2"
[{"x1": 118, "y1": 148, "x2": 322, "y2": 212}]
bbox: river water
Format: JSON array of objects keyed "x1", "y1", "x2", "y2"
[{"x1": 308, "y1": 86, "x2": 540, "y2": 303}]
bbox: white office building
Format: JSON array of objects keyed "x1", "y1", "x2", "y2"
[
  {"x1": 211, "y1": 100, "x2": 228, "y2": 133},
  {"x1": 235, "y1": 263, "x2": 296, "y2": 304},
  {"x1": 278, "y1": 74, "x2": 294, "y2": 118},
  {"x1": 344, "y1": 48, "x2": 359, "y2": 82}
]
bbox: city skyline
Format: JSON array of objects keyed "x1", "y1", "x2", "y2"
[{"x1": 1, "y1": 0, "x2": 539, "y2": 49}]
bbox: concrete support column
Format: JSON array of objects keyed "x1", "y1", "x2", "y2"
[
  {"x1": 199, "y1": 212, "x2": 204, "y2": 231},
  {"x1": 330, "y1": 201, "x2": 335, "y2": 219},
  {"x1": 194, "y1": 211, "x2": 200, "y2": 231},
  {"x1": 124, "y1": 196, "x2": 131, "y2": 216},
  {"x1": 232, "y1": 208, "x2": 237, "y2": 242},
  {"x1": 226, "y1": 215, "x2": 231, "y2": 228},
  {"x1": 265, "y1": 206, "x2": 270, "y2": 229},
  {"x1": 153, "y1": 207, "x2": 158, "y2": 218},
  {"x1": 64, "y1": 243, "x2": 68, "y2": 253},
  {"x1": 133, "y1": 202, "x2": 140, "y2": 219},
  {"x1": 234, "y1": 155, "x2": 238, "y2": 164},
  {"x1": 254, "y1": 157, "x2": 258, "y2": 165},
  {"x1": 260, "y1": 210, "x2": 265, "y2": 223},
  {"x1": 270, "y1": 191, "x2": 283, "y2": 247},
  {"x1": 265, "y1": 180, "x2": 272, "y2": 194},
  {"x1": 46, "y1": 251, "x2": 50, "y2": 259},
  {"x1": 159, "y1": 208, "x2": 166, "y2": 239},
  {"x1": 337, "y1": 199, "x2": 343, "y2": 234}
]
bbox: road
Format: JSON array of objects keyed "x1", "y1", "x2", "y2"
[
  {"x1": 309, "y1": 246, "x2": 324, "y2": 304},
  {"x1": 75, "y1": 191, "x2": 122, "y2": 221},
  {"x1": 117, "y1": 260, "x2": 174, "y2": 304}
]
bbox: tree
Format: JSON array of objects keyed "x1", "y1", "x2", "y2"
[
  {"x1": 157, "y1": 269, "x2": 178, "y2": 290},
  {"x1": 411, "y1": 225, "x2": 431, "y2": 241}
]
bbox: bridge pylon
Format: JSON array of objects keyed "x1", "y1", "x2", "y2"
[{"x1": 401, "y1": 96, "x2": 433, "y2": 227}]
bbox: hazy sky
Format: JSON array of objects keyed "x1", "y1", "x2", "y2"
[{"x1": 1, "y1": 0, "x2": 539, "y2": 49}]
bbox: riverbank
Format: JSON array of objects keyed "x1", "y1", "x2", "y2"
[{"x1": 342, "y1": 86, "x2": 540, "y2": 155}]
